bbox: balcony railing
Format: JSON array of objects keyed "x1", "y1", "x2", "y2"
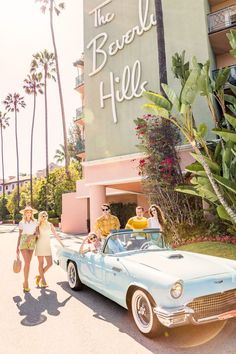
[
  {"x1": 76, "y1": 139, "x2": 85, "y2": 154},
  {"x1": 75, "y1": 73, "x2": 84, "y2": 88},
  {"x1": 74, "y1": 107, "x2": 84, "y2": 121},
  {"x1": 212, "y1": 64, "x2": 236, "y2": 86},
  {"x1": 208, "y1": 5, "x2": 236, "y2": 33}
]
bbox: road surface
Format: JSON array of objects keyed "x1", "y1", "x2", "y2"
[{"x1": 1, "y1": 226, "x2": 236, "y2": 354}]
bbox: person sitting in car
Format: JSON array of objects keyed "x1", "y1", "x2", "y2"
[
  {"x1": 107, "y1": 234, "x2": 125, "y2": 254},
  {"x1": 79, "y1": 232, "x2": 101, "y2": 255}
]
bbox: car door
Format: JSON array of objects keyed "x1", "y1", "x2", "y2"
[
  {"x1": 100, "y1": 255, "x2": 130, "y2": 305},
  {"x1": 79, "y1": 251, "x2": 108, "y2": 291}
]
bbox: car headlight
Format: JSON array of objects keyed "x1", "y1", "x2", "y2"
[{"x1": 170, "y1": 281, "x2": 183, "y2": 299}]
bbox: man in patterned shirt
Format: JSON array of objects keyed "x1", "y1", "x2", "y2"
[{"x1": 94, "y1": 203, "x2": 120, "y2": 240}]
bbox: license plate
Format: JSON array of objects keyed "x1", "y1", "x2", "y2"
[{"x1": 218, "y1": 310, "x2": 236, "y2": 320}]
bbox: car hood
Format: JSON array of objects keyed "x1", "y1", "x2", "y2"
[{"x1": 121, "y1": 250, "x2": 236, "y2": 280}]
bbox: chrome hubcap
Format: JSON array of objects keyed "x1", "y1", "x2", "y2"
[{"x1": 136, "y1": 296, "x2": 150, "y2": 325}]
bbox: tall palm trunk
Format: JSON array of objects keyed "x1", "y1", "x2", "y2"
[
  {"x1": 14, "y1": 109, "x2": 20, "y2": 212},
  {"x1": 44, "y1": 68, "x2": 49, "y2": 211},
  {"x1": 154, "y1": 0, "x2": 167, "y2": 94},
  {"x1": 154, "y1": 0, "x2": 194, "y2": 226},
  {"x1": 30, "y1": 92, "x2": 37, "y2": 206},
  {"x1": 0, "y1": 124, "x2": 5, "y2": 201},
  {"x1": 49, "y1": 0, "x2": 69, "y2": 176}
]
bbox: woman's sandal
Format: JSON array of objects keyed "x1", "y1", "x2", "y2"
[
  {"x1": 40, "y1": 281, "x2": 48, "y2": 288},
  {"x1": 35, "y1": 275, "x2": 41, "y2": 287},
  {"x1": 23, "y1": 284, "x2": 30, "y2": 292}
]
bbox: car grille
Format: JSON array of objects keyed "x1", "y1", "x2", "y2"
[{"x1": 187, "y1": 289, "x2": 236, "y2": 320}]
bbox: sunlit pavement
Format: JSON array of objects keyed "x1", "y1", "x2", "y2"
[{"x1": 1, "y1": 226, "x2": 236, "y2": 354}]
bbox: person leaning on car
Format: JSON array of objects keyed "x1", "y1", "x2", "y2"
[
  {"x1": 94, "y1": 203, "x2": 120, "y2": 240},
  {"x1": 125, "y1": 206, "x2": 148, "y2": 230}
]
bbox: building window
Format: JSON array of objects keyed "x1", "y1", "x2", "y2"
[{"x1": 6, "y1": 185, "x2": 8, "y2": 190}]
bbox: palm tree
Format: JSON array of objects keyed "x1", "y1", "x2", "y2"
[
  {"x1": 31, "y1": 50, "x2": 56, "y2": 180},
  {"x1": 154, "y1": 0, "x2": 167, "y2": 94},
  {"x1": 23, "y1": 73, "x2": 44, "y2": 206},
  {"x1": 37, "y1": 0, "x2": 69, "y2": 176},
  {"x1": 3, "y1": 94, "x2": 26, "y2": 212},
  {"x1": 0, "y1": 111, "x2": 10, "y2": 202},
  {"x1": 54, "y1": 144, "x2": 65, "y2": 164}
]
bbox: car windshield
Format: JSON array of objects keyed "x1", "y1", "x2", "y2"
[{"x1": 103, "y1": 229, "x2": 166, "y2": 255}]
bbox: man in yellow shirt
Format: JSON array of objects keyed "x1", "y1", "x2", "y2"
[
  {"x1": 94, "y1": 204, "x2": 120, "y2": 240},
  {"x1": 125, "y1": 206, "x2": 148, "y2": 230}
]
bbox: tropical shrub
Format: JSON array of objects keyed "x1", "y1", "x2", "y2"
[{"x1": 143, "y1": 31, "x2": 236, "y2": 235}]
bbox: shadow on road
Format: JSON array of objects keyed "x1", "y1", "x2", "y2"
[
  {"x1": 57, "y1": 281, "x2": 236, "y2": 354},
  {"x1": 13, "y1": 289, "x2": 71, "y2": 326}
]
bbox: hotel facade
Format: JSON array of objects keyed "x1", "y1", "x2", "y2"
[{"x1": 61, "y1": 0, "x2": 236, "y2": 233}]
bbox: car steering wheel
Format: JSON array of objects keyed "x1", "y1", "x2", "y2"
[{"x1": 140, "y1": 241, "x2": 153, "y2": 250}]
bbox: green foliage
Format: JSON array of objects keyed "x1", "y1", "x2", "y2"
[
  {"x1": 6, "y1": 162, "x2": 81, "y2": 219},
  {"x1": 143, "y1": 33, "x2": 236, "y2": 230},
  {"x1": 134, "y1": 114, "x2": 201, "y2": 241},
  {"x1": 0, "y1": 196, "x2": 8, "y2": 220},
  {"x1": 178, "y1": 242, "x2": 236, "y2": 261}
]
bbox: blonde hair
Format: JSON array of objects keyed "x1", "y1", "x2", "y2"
[
  {"x1": 22, "y1": 211, "x2": 35, "y2": 223},
  {"x1": 38, "y1": 211, "x2": 49, "y2": 227}
]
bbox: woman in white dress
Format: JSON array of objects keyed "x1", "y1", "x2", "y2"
[
  {"x1": 35, "y1": 211, "x2": 64, "y2": 287},
  {"x1": 16, "y1": 206, "x2": 38, "y2": 292},
  {"x1": 148, "y1": 204, "x2": 165, "y2": 230}
]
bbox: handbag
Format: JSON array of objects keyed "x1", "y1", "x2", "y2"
[{"x1": 13, "y1": 256, "x2": 22, "y2": 273}]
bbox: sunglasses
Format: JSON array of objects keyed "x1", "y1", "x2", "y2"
[
  {"x1": 102, "y1": 208, "x2": 109, "y2": 211},
  {"x1": 89, "y1": 236, "x2": 97, "y2": 241}
]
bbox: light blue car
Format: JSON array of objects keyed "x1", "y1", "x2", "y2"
[{"x1": 56, "y1": 229, "x2": 236, "y2": 338}]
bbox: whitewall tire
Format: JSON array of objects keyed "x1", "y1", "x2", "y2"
[
  {"x1": 131, "y1": 289, "x2": 161, "y2": 338},
  {"x1": 67, "y1": 261, "x2": 82, "y2": 291}
]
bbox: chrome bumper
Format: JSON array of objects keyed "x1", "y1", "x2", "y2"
[{"x1": 153, "y1": 306, "x2": 236, "y2": 328}]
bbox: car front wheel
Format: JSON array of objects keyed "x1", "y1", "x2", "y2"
[
  {"x1": 131, "y1": 289, "x2": 161, "y2": 338},
  {"x1": 67, "y1": 261, "x2": 82, "y2": 291}
]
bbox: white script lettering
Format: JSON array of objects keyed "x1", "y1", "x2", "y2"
[
  {"x1": 87, "y1": 0, "x2": 156, "y2": 76},
  {"x1": 89, "y1": 0, "x2": 115, "y2": 27},
  {"x1": 100, "y1": 60, "x2": 148, "y2": 123}
]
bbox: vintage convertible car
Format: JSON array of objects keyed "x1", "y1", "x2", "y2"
[{"x1": 56, "y1": 229, "x2": 236, "y2": 337}]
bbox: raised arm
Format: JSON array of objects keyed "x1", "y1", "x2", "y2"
[
  {"x1": 79, "y1": 236, "x2": 90, "y2": 255},
  {"x1": 50, "y1": 223, "x2": 64, "y2": 247}
]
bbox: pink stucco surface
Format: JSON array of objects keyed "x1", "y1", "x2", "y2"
[
  {"x1": 61, "y1": 192, "x2": 88, "y2": 234},
  {"x1": 76, "y1": 179, "x2": 89, "y2": 197},
  {"x1": 83, "y1": 158, "x2": 139, "y2": 184},
  {"x1": 61, "y1": 148, "x2": 194, "y2": 233}
]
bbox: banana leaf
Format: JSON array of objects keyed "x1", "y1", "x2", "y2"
[
  {"x1": 224, "y1": 113, "x2": 236, "y2": 129},
  {"x1": 217, "y1": 205, "x2": 232, "y2": 221},
  {"x1": 190, "y1": 152, "x2": 221, "y2": 173},
  {"x1": 212, "y1": 129, "x2": 236, "y2": 142},
  {"x1": 161, "y1": 84, "x2": 180, "y2": 111},
  {"x1": 143, "y1": 91, "x2": 172, "y2": 111},
  {"x1": 142, "y1": 104, "x2": 169, "y2": 119}
]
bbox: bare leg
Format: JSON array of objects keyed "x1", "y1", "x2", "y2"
[
  {"x1": 21, "y1": 249, "x2": 33, "y2": 289},
  {"x1": 43, "y1": 256, "x2": 53, "y2": 275},
  {"x1": 37, "y1": 256, "x2": 46, "y2": 285}
]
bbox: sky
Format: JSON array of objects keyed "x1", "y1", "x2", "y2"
[{"x1": 0, "y1": 0, "x2": 84, "y2": 178}]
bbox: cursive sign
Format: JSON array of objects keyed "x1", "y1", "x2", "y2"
[
  {"x1": 87, "y1": 0, "x2": 156, "y2": 123},
  {"x1": 100, "y1": 60, "x2": 148, "y2": 123}
]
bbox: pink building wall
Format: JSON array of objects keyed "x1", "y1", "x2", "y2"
[
  {"x1": 61, "y1": 192, "x2": 87, "y2": 234},
  {"x1": 61, "y1": 147, "x2": 194, "y2": 234}
]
